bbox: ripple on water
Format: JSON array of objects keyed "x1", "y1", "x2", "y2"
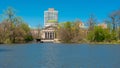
[{"x1": 0, "y1": 43, "x2": 120, "y2": 68}]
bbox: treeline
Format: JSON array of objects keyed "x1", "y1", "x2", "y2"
[
  {"x1": 57, "y1": 10, "x2": 120, "y2": 43},
  {"x1": 0, "y1": 7, "x2": 33, "y2": 44},
  {"x1": 88, "y1": 10, "x2": 120, "y2": 43},
  {"x1": 1, "y1": 7, "x2": 120, "y2": 44}
]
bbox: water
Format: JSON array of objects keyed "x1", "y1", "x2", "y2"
[{"x1": 0, "y1": 43, "x2": 120, "y2": 68}]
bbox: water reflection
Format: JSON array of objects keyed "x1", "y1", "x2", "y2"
[
  {"x1": 0, "y1": 43, "x2": 120, "y2": 68},
  {"x1": 0, "y1": 49, "x2": 11, "y2": 52},
  {"x1": 39, "y1": 44, "x2": 59, "y2": 68}
]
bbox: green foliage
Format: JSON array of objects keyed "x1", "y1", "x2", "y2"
[
  {"x1": 25, "y1": 35, "x2": 33, "y2": 42},
  {"x1": 104, "y1": 29, "x2": 111, "y2": 42},
  {"x1": 118, "y1": 27, "x2": 120, "y2": 39},
  {"x1": 57, "y1": 21, "x2": 87, "y2": 43},
  {"x1": 57, "y1": 22, "x2": 72, "y2": 43},
  {"x1": 111, "y1": 31, "x2": 117, "y2": 40},
  {"x1": 20, "y1": 23, "x2": 30, "y2": 33},
  {"x1": 87, "y1": 26, "x2": 118, "y2": 42},
  {"x1": 0, "y1": 7, "x2": 32, "y2": 44},
  {"x1": 94, "y1": 26, "x2": 105, "y2": 42},
  {"x1": 88, "y1": 30, "x2": 95, "y2": 42}
]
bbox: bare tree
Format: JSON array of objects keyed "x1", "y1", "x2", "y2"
[
  {"x1": 4, "y1": 7, "x2": 16, "y2": 23},
  {"x1": 108, "y1": 10, "x2": 120, "y2": 40},
  {"x1": 37, "y1": 24, "x2": 41, "y2": 39},
  {"x1": 109, "y1": 10, "x2": 120, "y2": 31},
  {"x1": 88, "y1": 14, "x2": 97, "y2": 31}
]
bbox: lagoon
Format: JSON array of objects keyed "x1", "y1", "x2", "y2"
[{"x1": 0, "y1": 43, "x2": 120, "y2": 68}]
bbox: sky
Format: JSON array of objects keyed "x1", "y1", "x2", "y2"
[{"x1": 0, "y1": 0, "x2": 120, "y2": 27}]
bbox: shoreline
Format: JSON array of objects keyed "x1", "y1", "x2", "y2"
[{"x1": 0, "y1": 41, "x2": 120, "y2": 45}]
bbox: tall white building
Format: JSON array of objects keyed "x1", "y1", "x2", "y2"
[{"x1": 44, "y1": 8, "x2": 58, "y2": 27}]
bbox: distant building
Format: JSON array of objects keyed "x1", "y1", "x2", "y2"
[
  {"x1": 98, "y1": 23, "x2": 107, "y2": 29},
  {"x1": 30, "y1": 28, "x2": 41, "y2": 39},
  {"x1": 41, "y1": 26, "x2": 57, "y2": 40},
  {"x1": 41, "y1": 8, "x2": 58, "y2": 42},
  {"x1": 79, "y1": 22, "x2": 85, "y2": 28},
  {"x1": 44, "y1": 8, "x2": 58, "y2": 27}
]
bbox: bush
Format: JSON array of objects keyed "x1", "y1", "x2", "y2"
[{"x1": 25, "y1": 35, "x2": 33, "y2": 42}]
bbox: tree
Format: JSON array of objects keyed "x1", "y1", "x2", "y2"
[
  {"x1": 71, "y1": 21, "x2": 80, "y2": 42},
  {"x1": 4, "y1": 7, "x2": 16, "y2": 23},
  {"x1": 57, "y1": 21, "x2": 87, "y2": 43},
  {"x1": 87, "y1": 25, "x2": 118, "y2": 42},
  {"x1": 71, "y1": 20, "x2": 87, "y2": 43},
  {"x1": 0, "y1": 23, "x2": 4, "y2": 43},
  {"x1": 0, "y1": 21, "x2": 11, "y2": 43},
  {"x1": 12, "y1": 26, "x2": 26, "y2": 43},
  {"x1": 109, "y1": 10, "x2": 120, "y2": 31},
  {"x1": 88, "y1": 26, "x2": 112, "y2": 42},
  {"x1": 88, "y1": 14, "x2": 97, "y2": 31},
  {"x1": 118, "y1": 27, "x2": 120, "y2": 39},
  {"x1": 108, "y1": 10, "x2": 120, "y2": 40},
  {"x1": 37, "y1": 24, "x2": 41, "y2": 39},
  {"x1": 0, "y1": 7, "x2": 33, "y2": 43},
  {"x1": 57, "y1": 22, "x2": 73, "y2": 43}
]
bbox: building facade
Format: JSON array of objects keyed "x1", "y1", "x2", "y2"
[
  {"x1": 41, "y1": 8, "x2": 58, "y2": 42},
  {"x1": 79, "y1": 22, "x2": 85, "y2": 28},
  {"x1": 98, "y1": 23, "x2": 107, "y2": 29}
]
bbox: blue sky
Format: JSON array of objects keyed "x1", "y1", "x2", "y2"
[{"x1": 0, "y1": 0, "x2": 120, "y2": 27}]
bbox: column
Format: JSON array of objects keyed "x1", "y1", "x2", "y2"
[
  {"x1": 51, "y1": 32, "x2": 53, "y2": 39},
  {"x1": 50, "y1": 32, "x2": 51, "y2": 39},
  {"x1": 54, "y1": 32, "x2": 56, "y2": 39},
  {"x1": 52, "y1": 32, "x2": 54, "y2": 39},
  {"x1": 47, "y1": 32, "x2": 48, "y2": 39},
  {"x1": 45, "y1": 32, "x2": 46, "y2": 39},
  {"x1": 50, "y1": 32, "x2": 52, "y2": 39},
  {"x1": 47, "y1": 32, "x2": 49, "y2": 39},
  {"x1": 45, "y1": 32, "x2": 47, "y2": 39},
  {"x1": 48, "y1": 32, "x2": 50, "y2": 39},
  {"x1": 53, "y1": 32, "x2": 54, "y2": 39}
]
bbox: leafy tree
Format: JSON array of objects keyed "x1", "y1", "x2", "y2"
[
  {"x1": 12, "y1": 26, "x2": 26, "y2": 43},
  {"x1": 111, "y1": 31, "x2": 117, "y2": 41},
  {"x1": 0, "y1": 7, "x2": 33, "y2": 43},
  {"x1": 94, "y1": 27, "x2": 105, "y2": 42},
  {"x1": 25, "y1": 35, "x2": 33, "y2": 42},
  {"x1": 87, "y1": 25, "x2": 118, "y2": 42},
  {"x1": 88, "y1": 26, "x2": 112, "y2": 42},
  {"x1": 87, "y1": 30, "x2": 95, "y2": 42},
  {"x1": 57, "y1": 22, "x2": 73, "y2": 43},
  {"x1": 0, "y1": 21, "x2": 11, "y2": 43},
  {"x1": 57, "y1": 21, "x2": 87, "y2": 43},
  {"x1": 71, "y1": 21, "x2": 80, "y2": 42},
  {"x1": 20, "y1": 22, "x2": 30, "y2": 33}
]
